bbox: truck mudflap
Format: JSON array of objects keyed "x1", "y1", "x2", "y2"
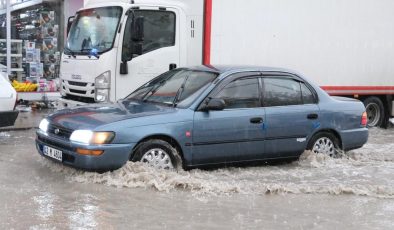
[
  {"x1": 0, "y1": 110, "x2": 19, "y2": 127},
  {"x1": 55, "y1": 97, "x2": 87, "y2": 109}
]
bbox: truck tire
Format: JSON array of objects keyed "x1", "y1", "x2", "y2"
[
  {"x1": 131, "y1": 139, "x2": 183, "y2": 170},
  {"x1": 362, "y1": 97, "x2": 384, "y2": 127}
]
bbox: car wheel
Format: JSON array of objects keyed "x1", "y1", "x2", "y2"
[
  {"x1": 362, "y1": 96, "x2": 384, "y2": 127},
  {"x1": 132, "y1": 139, "x2": 183, "y2": 170},
  {"x1": 307, "y1": 132, "x2": 340, "y2": 157}
]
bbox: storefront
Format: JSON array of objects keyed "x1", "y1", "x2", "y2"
[{"x1": 0, "y1": 0, "x2": 83, "y2": 100}]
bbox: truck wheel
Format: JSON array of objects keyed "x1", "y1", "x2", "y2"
[
  {"x1": 131, "y1": 139, "x2": 183, "y2": 170},
  {"x1": 307, "y1": 132, "x2": 340, "y2": 157},
  {"x1": 363, "y1": 97, "x2": 384, "y2": 127}
]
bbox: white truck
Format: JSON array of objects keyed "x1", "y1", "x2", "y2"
[
  {"x1": 0, "y1": 72, "x2": 18, "y2": 127},
  {"x1": 59, "y1": 0, "x2": 394, "y2": 127}
]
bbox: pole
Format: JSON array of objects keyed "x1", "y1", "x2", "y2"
[{"x1": 6, "y1": 0, "x2": 11, "y2": 77}]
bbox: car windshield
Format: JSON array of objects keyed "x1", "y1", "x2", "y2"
[
  {"x1": 126, "y1": 69, "x2": 218, "y2": 106},
  {"x1": 65, "y1": 6, "x2": 122, "y2": 55}
]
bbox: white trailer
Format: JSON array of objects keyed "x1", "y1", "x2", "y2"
[{"x1": 59, "y1": 0, "x2": 394, "y2": 127}]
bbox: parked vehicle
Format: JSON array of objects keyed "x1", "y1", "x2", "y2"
[
  {"x1": 36, "y1": 66, "x2": 368, "y2": 171},
  {"x1": 0, "y1": 73, "x2": 18, "y2": 127},
  {"x1": 58, "y1": 0, "x2": 394, "y2": 127}
]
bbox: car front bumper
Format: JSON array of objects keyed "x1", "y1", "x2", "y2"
[{"x1": 36, "y1": 130, "x2": 136, "y2": 171}]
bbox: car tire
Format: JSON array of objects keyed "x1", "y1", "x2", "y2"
[
  {"x1": 131, "y1": 139, "x2": 183, "y2": 170},
  {"x1": 307, "y1": 132, "x2": 340, "y2": 157},
  {"x1": 362, "y1": 96, "x2": 384, "y2": 127}
]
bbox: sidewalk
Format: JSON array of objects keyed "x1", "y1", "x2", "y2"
[{"x1": 0, "y1": 108, "x2": 54, "y2": 131}]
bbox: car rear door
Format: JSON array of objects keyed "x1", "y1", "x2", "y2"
[
  {"x1": 192, "y1": 74, "x2": 266, "y2": 165},
  {"x1": 262, "y1": 75, "x2": 320, "y2": 157}
]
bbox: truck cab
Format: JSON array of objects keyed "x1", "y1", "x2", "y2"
[
  {"x1": 0, "y1": 72, "x2": 19, "y2": 128},
  {"x1": 58, "y1": 0, "x2": 203, "y2": 107}
]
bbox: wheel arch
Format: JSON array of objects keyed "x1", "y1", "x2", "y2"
[
  {"x1": 130, "y1": 134, "x2": 185, "y2": 163},
  {"x1": 309, "y1": 129, "x2": 343, "y2": 149}
]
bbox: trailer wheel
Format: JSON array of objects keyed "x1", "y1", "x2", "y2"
[{"x1": 363, "y1": 97, "x2": 384, "y2": 127}]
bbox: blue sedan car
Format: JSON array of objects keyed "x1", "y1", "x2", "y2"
[{"x1": 36, "y1": 66, "x2": 368, "y2": 171}]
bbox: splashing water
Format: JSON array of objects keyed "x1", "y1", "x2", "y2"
[{"x1": 39, "y1": 128, "x2": 394, "y2": 198}]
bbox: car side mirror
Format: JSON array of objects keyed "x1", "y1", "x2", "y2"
[{"x1": 202, "y1": 98, "x2": 226, "y2": 111}]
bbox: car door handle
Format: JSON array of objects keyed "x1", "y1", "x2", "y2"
[
  {"x1": 250, "y1": 117, "x2": 263, "y2": 124},
  {"x1": 307, "y1": 113, "x2": 319, "y2": 119}
]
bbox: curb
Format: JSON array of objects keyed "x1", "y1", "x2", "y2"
[{"x1": 0, "y1": 127, "x2": 37, "y2": 132}]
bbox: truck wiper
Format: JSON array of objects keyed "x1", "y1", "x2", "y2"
[{"x1": 64, "y1": 47, "x2": 76, "y2": 58}]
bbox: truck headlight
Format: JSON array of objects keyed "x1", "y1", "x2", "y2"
[
  {"x1": 39, "y1": 119, "x2": 49, "y2": 133},
  {"x1": 95, "y1": 89, "x2": 109, "y2": 102},
  {"x1": 95, "y1": 71, "x2": 110, "y2": 102},
  {"x1": 95, "y1": 71, "x2": 110, "y2": 88},
  {"x1": 70, "y1": 130, "x2": 115, "y2": 145}
]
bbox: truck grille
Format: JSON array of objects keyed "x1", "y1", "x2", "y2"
[
  {"x1": 68, "y1": 81, "x2": 87, "y2": 87},
  {"x1": 69, "y1": 89, "x2": 86, "y2": 94},
  {"x1": 63, "y1": 94, "x2": 95, "y2": 103}
]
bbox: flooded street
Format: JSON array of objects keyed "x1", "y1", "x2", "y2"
[{"x1": 0, "y1": 128, "x2": 393, "y2": 229}]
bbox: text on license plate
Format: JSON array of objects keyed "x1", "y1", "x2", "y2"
[{"x1": 43, "y1": 146, "x2": 62, "y2": 161}]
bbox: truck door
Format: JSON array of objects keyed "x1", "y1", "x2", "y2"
[{"x1": 116, "y1": 8, "x2": 180, "y2": 100}]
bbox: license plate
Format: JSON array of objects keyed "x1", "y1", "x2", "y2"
[{"x1": 43, "y1": 146, "x2": 63, "y2": 162}]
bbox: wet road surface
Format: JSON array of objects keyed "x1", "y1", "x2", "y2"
[{"x1": 0, "y1": 128, "x2": 393, "y2": 229}]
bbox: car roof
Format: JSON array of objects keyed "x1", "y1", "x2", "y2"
[{"x1": 185, "y1": 65, "x2": 298, "y2": 75}]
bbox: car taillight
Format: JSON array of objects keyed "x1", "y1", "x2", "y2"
[{"x1": 361, "y1": 111, "x2": 367, "y2": 126}]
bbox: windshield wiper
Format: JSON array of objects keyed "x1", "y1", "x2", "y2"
[
  {"x1": 172, "y1": 75, "x2": 189, "y2": 107},
  {"x1": 142, "y1": 80, "x2": 167, "y2": 102},
  {"x1": 64, "y1": 47, "x2": 76, "y2": 58}
]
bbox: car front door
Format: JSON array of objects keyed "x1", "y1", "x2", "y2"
[
  {"x1": 262, "y1": 76, "x2": 320, "y2": 157},
  {"x1": 192, "y1": 75, "x2": 266, "y2": 166}
]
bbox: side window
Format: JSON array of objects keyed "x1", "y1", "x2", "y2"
[
  {"x1": 263, "y1": 78, "x2": 302, "y2": 107},
  {"x1": 122, "y1": 10, "x2": 176, "y2": 60},
  {"x1": 216, "y1": 78, "x2": 260, "y2": 109},
  {"x1": 300, "y1": 83, "x2": 316, "y2": 104}
]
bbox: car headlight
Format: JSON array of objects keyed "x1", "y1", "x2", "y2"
[
  {"x1": 70, "y1": 130, "x2": 115, "y2": 145},
  {"x1": 39, "y1": 119, "x2": 49, "y2": 133}
]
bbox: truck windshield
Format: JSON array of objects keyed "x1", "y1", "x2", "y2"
[
  {"x1": 65, "y1": 6, "x2": 122, "y2": 55},
  {"x1": 126, "y1": 69, "x2": 218, "y2": 106}
]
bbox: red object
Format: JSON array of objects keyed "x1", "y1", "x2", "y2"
[
  {"x1": 203, "y1": 0, "x2": 212, "y2": 65},
  {"x1": 321, "y1": 86, "x2": 394, "y2": 95},
  {"x1": 361, "y1": 112, "x2": 368, "y2": 126},
  {"x1": 185, "y1": 131, "x2": 191, "y2": 137}
]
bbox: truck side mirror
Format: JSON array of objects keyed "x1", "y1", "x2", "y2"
[
  {"x1": 67, "y1": 16, "x2": 75, "y2": 36},
  {"x1": 132, "y1": 16, "x2": 144, "y2": 42}
]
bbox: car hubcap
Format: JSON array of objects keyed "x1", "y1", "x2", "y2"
[
  {"x1": 141, "y1": 148, "x2": 174, "y2": 169},
  {"x1": 365, "y1": 103, "x2": 380, "y2": 127},
  {"x1": 312, "y1": 137, "x2": 335, "y2": 156}
]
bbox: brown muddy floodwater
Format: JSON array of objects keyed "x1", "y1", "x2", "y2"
[{"x1": 0, "y1": 128, "x2": 393, "y2": 229}]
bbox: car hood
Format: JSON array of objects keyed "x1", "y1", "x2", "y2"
[{"x1": 48, "y1": 100, "x2": 176, "y2": 130}]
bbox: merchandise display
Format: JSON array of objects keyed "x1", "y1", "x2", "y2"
[{"x1": 0, "y1": 2, "x2": 63, "y2": 93}]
